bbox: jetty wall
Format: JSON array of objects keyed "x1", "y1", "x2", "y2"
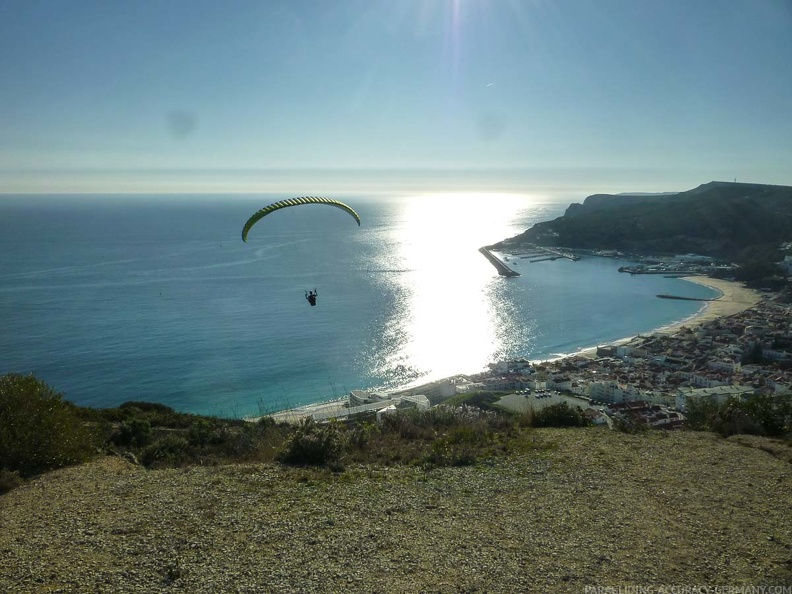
[{"x1": 478, "y1": 247, "x2": 520, "y2": 277}]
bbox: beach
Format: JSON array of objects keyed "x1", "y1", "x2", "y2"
[
  {"x1": 570, "y1": 276, "x2": 763, "y2": 359},
  {"x1": 659, "y1": 275, "x2": 764, "y2": 331}
]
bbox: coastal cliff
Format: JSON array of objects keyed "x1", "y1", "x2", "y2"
[{"x1": 494, "y1": 181, "x2": 792, "y2": 259}]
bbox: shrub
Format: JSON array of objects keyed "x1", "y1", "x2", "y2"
[
  {"x1": 423, "y1": 439, "x2": 476, "y2": 468},
  {"x1": 378, "y1": 409, "x2": 433, "y2": 440},
  {"x1": 119, "y1": 401, "x2": 176, "y2": 414},
  {"x1": 112, "y1": 419, "x2": 153, "y2": 448},
  {"x1": 0, "y1": 373, "x2": 97, "y2": 476},
  {"x1": 684, "y1": 395, "x2": 722, "y2": 431},
  {"x1": 531, "y1": 402, "x2": 589, "y2": 428},
  {"x1": 713, "y1": 399, "x2": 765, "y2": 436},
  {"x1": 366, "y1": 405, "x2": 515, "y2": 467},
  {"x1": 219, "y1": 423, "x2": 269, "y2": 459},
  {"x1": 187, "y1": 418, "x2": 216, "y2": 446},
  {"x1": 612, "y1": 415, "x2": 649, "y2": 434},
  {"x1": 257, "y1": 416, "x2": 276, "y2": 429},
  {"x1": 686, "y1": 394, "x2": 792, "y2": 438},
  {"x1": 0, "y1": 469, "x2": 22, "y2": 494},
  {"x1": 347, "y1": 421, "x2": 376, "y2": 449},
  {"x1": 378, "y1": 405, "x2": 513, "y2": 441},
  {"x1": 518, "y1": 408, "x2": 536, "y2": 428},
  {"x1": 140, "y1": 435, "x2": 191, "y2": 468},
  {"x1": 118, "y1": 401, "x2": 189, "y2": 428},
  {"x1": 276, "y1": 418, "x2": 344, "y2": 467},
  {"x1": 738, "y1": 395, "x2": 791, "y2": 437}
]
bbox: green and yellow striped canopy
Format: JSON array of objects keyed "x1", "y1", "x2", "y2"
[{"x1": 241, "y1": 196, "x2": 361, "y2": 242}]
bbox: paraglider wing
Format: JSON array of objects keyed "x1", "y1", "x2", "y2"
[{"x1": 241, "y1": 196, "x2": 361, "y2": 242}]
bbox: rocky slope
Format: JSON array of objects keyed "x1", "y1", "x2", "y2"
[{"x1": 2, "y1": 428, "x2": 791, "y2": 593}]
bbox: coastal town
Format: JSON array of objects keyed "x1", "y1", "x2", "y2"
[{"x1": 270, "y1": 278, "x2": 791, "y2": 431}]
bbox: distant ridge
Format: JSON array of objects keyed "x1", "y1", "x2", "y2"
[
  {"x1": 616, "y1": 192, "x2": 677, "y2": 196},
  {"x1": 495, "y1": 181, "x2": 792, "y2": 258}
]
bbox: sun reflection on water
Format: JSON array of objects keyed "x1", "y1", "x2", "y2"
[{"x1": 382, "y1": 192, "x2": 537, "y2": 383}]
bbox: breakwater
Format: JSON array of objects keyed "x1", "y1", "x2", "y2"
[
  {"x1": 478, "y1": 247, "x2": 520, "y2": 276},
  {"x1": 656, "y1": 294, "x2": 716, "y2": 301}
]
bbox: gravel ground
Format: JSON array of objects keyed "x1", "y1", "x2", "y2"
[{"x1": 2, "y1": 428, "x2": 791, "y2": 593}]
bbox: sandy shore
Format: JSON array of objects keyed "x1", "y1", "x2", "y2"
[
  {"x1": 569, "y1": 276, "x2": 763, "y2": 359},
  {"x1": 654, "y1": 275, "x2": 763, "y2": 333}
]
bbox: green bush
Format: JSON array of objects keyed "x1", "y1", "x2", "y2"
[
  {"x1": 0, "y1": 373, "x2": 97, "y2": 476},
  {"x1": 139, "y1": 435, "x2": 191, "y2": 468},
  {"x1": 687, "y1": 394, "x2": 792, "y2": 438},
  {"x1": 218, "y1": 423, "x2": 269, "y2": 459},
  {"x1": 112, "y1": 419, "x2": 153, "y2": 448},
  {"x1": 276, "y1": 418, "x2": 344, "y2": 467},
  {"x1": 118, "y1": 401, "x2": 190, "y2": 428},
  {"x1": 684, "y1": 395, "x2": 722, "y2": 431},
  {"x1": 347, "y1": 421, "x2": 376, "y2": 449},
  {"x1": 612, "y1": 415, "x2": 649, "y2": 434},
  {"x1": 365, "y1": 406, "x2": 514, "y2": 468},
  {"x1": 531, "y1": 402, "x2": 589, "y2": 428},
  {"x1": 738, "y1": 395, "x2": 791, "y2": 437},
  {"x1": 423, "y1": 438, "x2": 476, "y2": 468},
  {"x1": 0, "y1": 469, "x2": 22, "y2": 494},
  {"x1": 378, "y1": 405, "x2": 514, "y2": 441},
  {"x1": 187, "y1": 418, "x2": 215, "y2": 446}
]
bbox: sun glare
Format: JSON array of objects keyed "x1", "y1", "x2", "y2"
[{"x1": 387, "y1": 192, "x2": 532, "y2": 381}]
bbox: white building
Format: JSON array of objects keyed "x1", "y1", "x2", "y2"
[
  {"x1": 676, "y1": 371, "x2": 727, "y2": 389},
  {"x1": 349, "y1": 390, "x2": 391, "y2": 406},
  {"x1": 315, "y1": 394, "x2": 431, "y2": 422},
  {"x1": 707, "y1": 359, "x2": 741, "y2": 373},
  {"x1": 674, "y1": 385, "x2": 754, "y2": 412},
  {"x1": 766, "y1": 376, "x2": 792, "y2": 395},
  {"x1": 588, "y1": 381, "x2": 624, "y2": 403},
  {"x1": 588, "y1": 381, "x2": 673, "y2": 406}
]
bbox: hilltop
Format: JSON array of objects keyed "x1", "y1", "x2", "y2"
[
  {"x1": 2, "y1": 428, "x2": 791, "y2": 592},
  {"x1": 494, "y1": 181, "x2": 792, "y2": 259}
]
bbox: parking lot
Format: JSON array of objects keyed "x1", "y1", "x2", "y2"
[{"x1": 495, "y1": 390, "x2": 591, "y2": 415}]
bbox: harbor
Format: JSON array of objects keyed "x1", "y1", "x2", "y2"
[
  {"x1": 514, "y1": 246, "x2": 580, "y2": 263},
  {"x1": 478, "y1": 243, "x2": 580, "y2": 277}
]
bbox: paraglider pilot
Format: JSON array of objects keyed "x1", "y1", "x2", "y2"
[{"x1": 305, "y1": 289, "x2": 317, "y2": 307}]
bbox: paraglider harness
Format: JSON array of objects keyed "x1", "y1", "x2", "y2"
[{"x1": 305, "y1": 289, "x2": 317, "y2": 307}]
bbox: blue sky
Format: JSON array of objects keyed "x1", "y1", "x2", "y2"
[{"x1": 1, "y1": 0, "x2": 790, "y2": 194}]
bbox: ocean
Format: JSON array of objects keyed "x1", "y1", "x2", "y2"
[{"x1": 0, "y1": 192, "x2": 718, "y2": 418}]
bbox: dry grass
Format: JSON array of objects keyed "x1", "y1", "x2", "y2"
[{"x1": 2, "y1": 428, "x2": 791, "y2": 593}]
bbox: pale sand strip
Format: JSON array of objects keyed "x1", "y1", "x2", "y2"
[{"x1": 655, "y1": 275, "x2": 763, "y2": 334}]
